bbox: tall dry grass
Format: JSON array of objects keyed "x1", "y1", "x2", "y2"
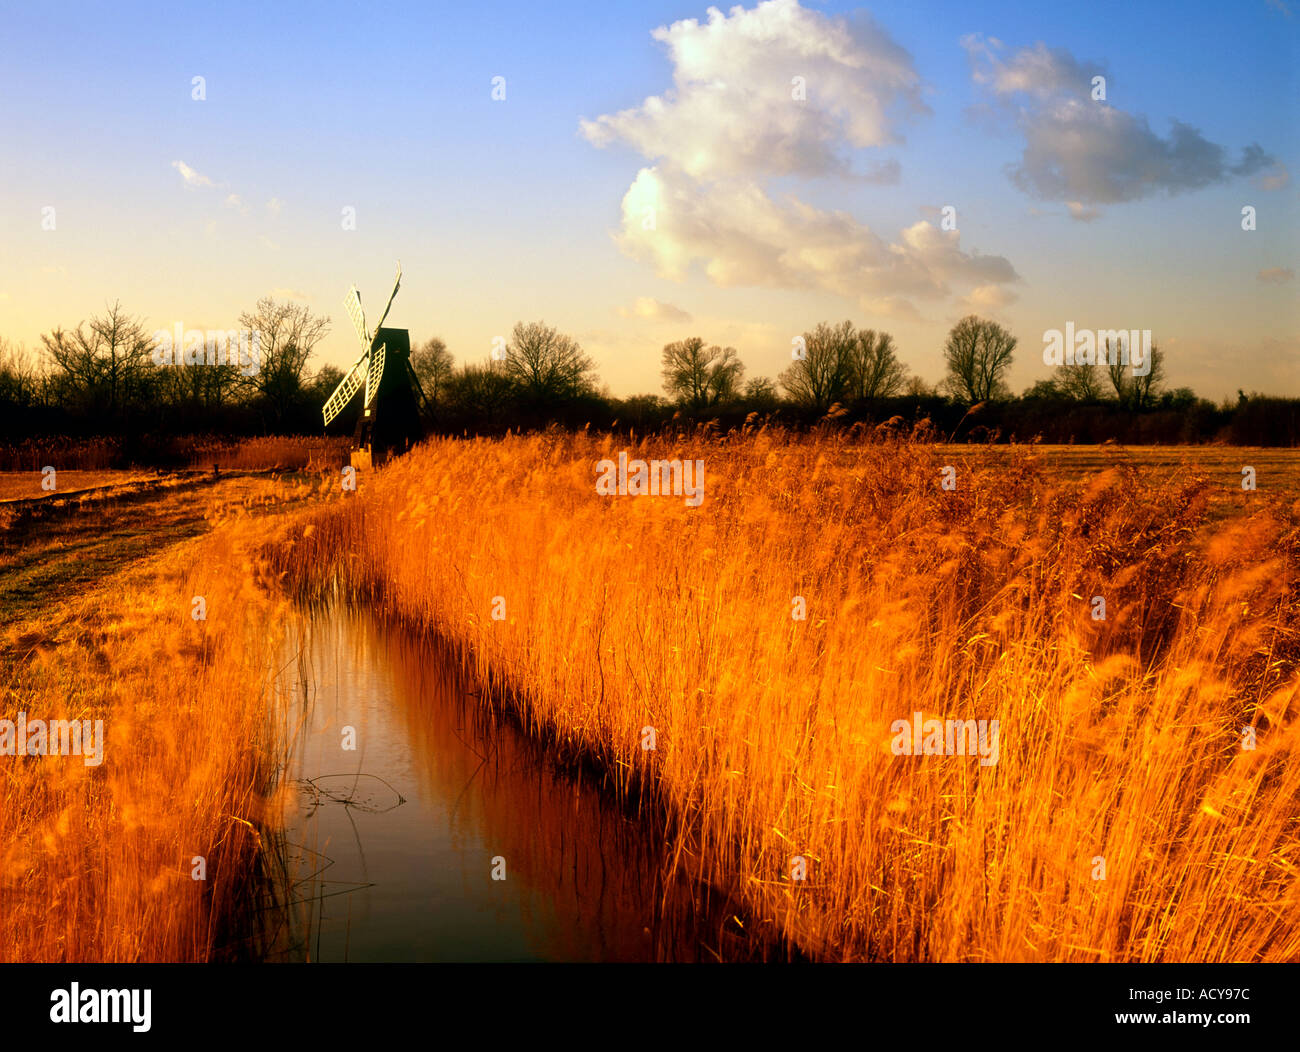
[
  {"x1": 0, "y1": 492, "x2": 300, "y2": 962},
  {"x1": 0, "y1": 434, "x2": 349, "y2": 472},
  {"x1": 0, "y1": 436, "x2": 120, "y2": 471},
  {"x1": 271, "y1": 428, "x2": 1300, "y2": 962},
  {"x1": 184, "y1": 435, "x2": 348, "y2": 472}
]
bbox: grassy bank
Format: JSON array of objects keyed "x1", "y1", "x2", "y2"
[
  {"x1": 0, "y1": 473, "x2": 331, "y2": 961},
  {"x1": 271, "y1": 429, "x2": 1300, "y2": 962}
]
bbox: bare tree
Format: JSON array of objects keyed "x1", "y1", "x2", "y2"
[
  {"x1": 0, "y1": 338, "x2": 40, "y2": 407},
  {"x1": 743, "y1": 376, "x2": 780, "y2": 410},
  {"x1": 1054, "y1": 359, "x2": 1106, "y2": 401},
  {"x1": 237, "y1": 297, "x2": 331, "y2": 427},
  {"x1": 157, "y1": 335, "x2": 242, "y2": 412},
  {"x1": 846, "y1": 329, "x2": 907, "y2": 400},
  {"x1": 661, "y1": 337, "x2": 745, "y2": 409},
  {"x1": 40, "y1": 301, "x2": 156, "y2": 416},
  {"x1": 447, "y1": 359, "x2": 514, "y2": 418},
  {"x1": 411, "y1": 337, "x2": 454, "y2": 406},
  {"x1": 502, "y1": 321, "x2": 595, "y2": 406},
  {"x1": 1022, "y1": 378, "x2": 1061, "y2": 400},
  {"x1": 1106, "y1": 338, "x2": 1165, "y2": 410},
  {"x1": 904, "y1": 375, "x2": 936, "y2": 398},
  {"x1": 779, "y1": 320, "x2": 857, "y2": 413},
  {"x1": 307, "y1": 364, "x2": 345, "y2": 410},
  {"x1": 942, "y1": 315, "x2": 1016, "y2": 403},
  {"x1": 1132, "y1": 344, "x2": 1166, "y2": 409}
]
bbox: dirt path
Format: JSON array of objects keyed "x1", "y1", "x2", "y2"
[{"x1": 0, "y1": 472, "x2": 320, "y2": 622}]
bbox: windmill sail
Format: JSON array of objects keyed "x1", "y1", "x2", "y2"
[
  {"x1": 345, "y1": 287, "x2": 369, "y2": 351},
  {"x1": 372, "y1": 261, "x2": 402, "y2": 333},
  {"x1": 322, "y1": 351, "x2": 369, "y2": 425},
  {"x1": 324, "y1": 261, "x2": 418, "y2": 468},
  {"x1": 365, "y1": 339, "x2": 386, "y2": 408}
]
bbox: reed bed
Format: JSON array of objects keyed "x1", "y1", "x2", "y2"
[
  {"x1": 0, "y1": 493, "x2": 297, "y2": 961},
  {"x1": 184, "y1": 435, "x2": 349, "y2": 472},
  {"x1": 270, "y1": 427, "x2": 1300, "y2": 962},
  {"x1": 0, "y1": 436, "x2": 121, "y2": 471},
  {"x1": 0, "y1": 434, "x2": 349, "y2": 472}
]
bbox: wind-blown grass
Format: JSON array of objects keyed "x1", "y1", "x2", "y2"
[
  {"x1": 271, "y1": 427, "x2": 1300, "y2": 962},
  {"x1": 0, "y1": 479, "x2": 313, "y2": 961}
]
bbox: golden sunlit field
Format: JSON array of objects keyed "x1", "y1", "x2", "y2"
[
  {"x1": 2, "y1": 432, "x2": 1297, "y2": 963},
  {"x1": 0, "y1": 471, "x2": 343, "y2": 961},
  {"x1": 274, "y1": 430, "x2": 1300, "y2": 962},
  {"x1": 0, "y1": 471, "x2": 153, "y2": 502},
  {"x1": 944, "y1": 444, "x2": 1300, "y2": 507}
]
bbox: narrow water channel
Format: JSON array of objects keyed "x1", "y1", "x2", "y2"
[{"x1": 263, "y1": 603, "x2": 765, "y2": 962}]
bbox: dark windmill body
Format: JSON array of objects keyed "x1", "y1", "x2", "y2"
[{"x1": 322, "y1": 262, "x2": 429, "y2": 469}]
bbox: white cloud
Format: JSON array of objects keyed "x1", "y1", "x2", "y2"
[
  {"x1": 1066, "y1": 201, "x2": 1099, "y2": 222},
  {"x1": 171, "y1": 160, "x2": 215, "y2": 188},
  {"x1": 959, "y1": 284, "x2": 1019, "y2": 313},
  {"x1": 614, "y1": 166, "x2": 1016, "y2": 315},
  {"x1": 172, "y1": 163, "x2": 277, "y2": 218},
  {"x1": 860, "y1": 295, "x2": 924, "y2": 322},
  {"x1": 271, "y1": 287, "x2": 311, "y2": 300},
  {"x1": 583, "y1": 1, "x2": 1016, "y2": 317},
  {"x1": 580, "y1": 0, "x2": 926, "y2": 181},
  {"x1": 963, "y1": 35, "x2": 1274, "y2": 205},
  {"x1": 617, "y1": 297, "x2": 693, "y2": 323}
]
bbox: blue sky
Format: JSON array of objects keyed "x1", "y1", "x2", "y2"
[{"x1": 1, "y1": 0, "x2": 1296, "y2": 398}]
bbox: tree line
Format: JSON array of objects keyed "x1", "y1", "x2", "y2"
[{"x1": 1, "y1": 299, "x2": 1296, "y2": 445}]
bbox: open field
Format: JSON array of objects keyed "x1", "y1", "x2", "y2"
[
  {"x1": 0, "y1": 470, "x2": 154, "y2": 502},
  {"x1": 939, "y1": 444, "x2": 1300, "y2": 505}
]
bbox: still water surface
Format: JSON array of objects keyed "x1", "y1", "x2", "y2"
[{"x1": 267, "y1": 604, "x2": 753, "y2": 962}]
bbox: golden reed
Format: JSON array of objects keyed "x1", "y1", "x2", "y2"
[{"x1": 266, "y1": 427, "x2": 1299, "y2": 962}]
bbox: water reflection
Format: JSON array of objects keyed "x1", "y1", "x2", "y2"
[{"x1": 266, "y1": 604, "x2": 768, "y2": 962}]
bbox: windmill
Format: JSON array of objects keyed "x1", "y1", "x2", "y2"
[{"x1": 321, "y1": 261, "x2": 429, "y2": 469}]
